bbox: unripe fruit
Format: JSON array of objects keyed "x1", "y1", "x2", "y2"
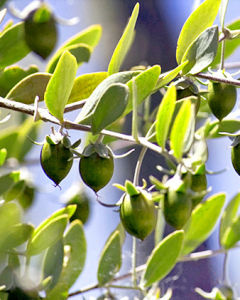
[
  {"x1": 207, "y1": 82, "x2": 237, "y2": 121},
  {"x1": 40, "y1": 135, "x2": 73, "y2": 185},
  {"x1": 231, "y1": 142, "x2": 240, "y2": 176},
  {"x1": 120, "y1": 190, "x2": 157, "y2": 240},
  {"x1": 24, "y1": 4, "x2": 57, "y2": 59},
  {"x1": 67, "y1": 193, "x2": 90, "y2": 224},
  {"x1": 79, "y1": 143, "x2": 114, "y2": 192},
  {"x1": 191, "y1": 173, "x2": 207, "y2": 208},
  {"x1": 164, "y1": 189, "x2": 192, "y2": 229}
]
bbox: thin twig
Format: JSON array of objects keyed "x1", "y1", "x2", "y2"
[{"x1": 196, "y1": 72, "x2": 240, "y2": 86}]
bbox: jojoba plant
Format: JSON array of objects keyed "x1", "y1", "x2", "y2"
[{"x1": 0, "y1": 0, "x2": 240, "y2": 299}]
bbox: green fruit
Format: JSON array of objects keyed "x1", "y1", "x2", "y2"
[
  {"x1": 17, "y1": 184, "x2": 35, "y2": 210},
  {"x1": 164, "y1": 189, "x2": 192, "y2": 229},
  {"x1": 191, "y1": 173, "x2": 207, "y2": 208},
  {"x1": 216, "y1": 284, "x2": 234, "y2": 300},
  {"x1": 40, "y1": 136, "x2": 73, "y2": 185},
  {"x1": 231, "y1": 142, "x2": 240, "y2": 176},
  {"x1": 207, "y1": 81, "x2": 237, "y2": 121},
  {"x1": 79, "y1": 144, "x2": 114, "y2": 192},
  {"x1": 120, "y1": 190, "x2": 157, "y2": 240},
  {"x1": 67, "y1": 193, "x2": 90, "y2": 224},
  {"x1": 24, "y1": 4, "x2": 57, "y2": 59},
  {"x1": 8, "y1": 287, "x2": 38, "y2": 300}
]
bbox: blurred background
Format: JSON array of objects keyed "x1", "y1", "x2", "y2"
[{"x1": 1, "y1": 0, "x2": 240, "y2": 299}]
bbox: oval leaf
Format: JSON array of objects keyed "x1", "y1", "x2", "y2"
[
  {"x1": 27, "y1": 215, "x2": 68, "y2": 256},
  {"x1": 91, "y1": 83, "x2": 129, "y2": 135},
  {"x1": 43, "y1": 239, "x2": 64, "y2": 291},
  {"x1": 44, "y1": 51, "x2": 77, "y2": 122},
  {"x1": 7, "y1": 72, "x2": 51, "y2": 104},
  {"x1": 176, "y1": 0, "x2": 221, "y2": 64},
  {"x1": 0, "y1": 22, "x2": 30, "y2": 68},
  {"x1": 181, "y1": 193, "x2": 225, "y2": 256},
  {"x1": 125, "y1": 65, "x2": 161, "y2": 115},
  {"x1": 156, "y1": 85, "x2": 176, "y2": 148},
  {"x1": 181, "y1": 26, "x2": 219, "y2": 74},
  {"x1": 68, "y1": 72, "x2": 108, "y2": 104},
  {"x1": 141, "y1": 231, "x2": 184, "y2": 288},
  {"x1": 46, "y1": 221, "x2": 86, "y2": 299},
  {"x1": 108, "y1": 3, "x2": 139, "y2": 75},
  {"x1": 220, "y1": 216, "x2": 240, "y2": 249},
  {"x1": 170, "y1": 99, "x2": 192, "y2": 160},
  {"x1": 220, "y1": 193, "x2": 240, "y2": 249},
  {"x1": 46, "y1": 24, "x2": 102, "y2": 73},
  {"x1": 97, "y1": 230, "x2": 121, "y2": 286}
]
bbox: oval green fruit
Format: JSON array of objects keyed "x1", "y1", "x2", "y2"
[
  {"x1": 191, "y1": 173, "x2": 207, "y2": 208},
  {"x1": 120, "y1": 190, "x2": 157, "y2": 240},
  {"x1": 79, "y1": 144, "x2": 114, "y2": 192},
  {"x1": 231, "y1": 142, "x2": 240, "y2": 176},
  {"x1": 40, "y1": 137, "x2": 73, "y2": 185},
  {"x1": 24, "y1": 4, "x2": 57, "y2": 59},
  {"x1": 164, "y1": 189, "x2": 192, "y2": 229},
  {"x1": 207, "y1": 81, "x2": 237, "y2": 121}
]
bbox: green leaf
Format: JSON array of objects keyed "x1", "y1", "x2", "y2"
[
  {"x1": 181, "y1": 193, "x2": 225, "y2": 256},
  {"x1": 44, "y1": 51, "x2": 77, "y2": 122},
  {"x1": 154, "y1": 61, "x2": 188, "y2": 90},
  {"x1": 43, "y1": 239, "x2": 64, "y2": 291},
  {"x1": 97, "y1": 230, "x2": 121, "y2": 286},
  {"x1": 91, "y1": 83, "x2": 129, "y2": 135},
  {"x1": 220, "y1": 193, "x2": 240, "y2": 249},
  {"x1": 75, "y1": 70, "x2": 140, "y2": 124},
  {"x1": 205, "y1": 119, "x2": 240, "y2": 139},
  {"x1": 0, "y1": 266, "x2": 13, "y2": 290},
  {"x1": 46, "y1": 221, "x2": 86, "y2": 299},
  {"x1": 220, "y1": 216, "x2": 240, "y2": 249},
  {"x1": 0, "y1": 223, "x2": 33, "y2": 252},
  {"x1": 0, "y1": 148, "x2": 6, "y2": 166},
  {"x1": 156, "y1": 85, "x2": 176, "y2": 148},
  {"x1": 212, "y1": 19, "x2": 240, "y2": 66},
  {"x1": 0, "y1": 65, "x2": 38, "y2": 97},
  {"x1": 46, "y1": 43, "x2": 91, "y2": 75},
  {"x1": 108, "y1": 3, "x2": 139, "y2": 75},
  {"x1": 46, "y1": 24, "x2": 102, "y2": 73},
  {"x1": 3, "y1": 180, "x2": 25, "y2": 202},
  {"x1": 220, "y1": 0, "x2": 229, "y2": 29},
  {"x1": 6, "y1": 72, "x2": 51, "y2": 104},
  {"x1": 170, "y1": 99, "x2": 192, "y2": 160},
  {"x1": 181, "y1": 26, "x2": 219, "y2": 74},
  {"x1": 27, "y1": 215, "x2": 68, "y2": 256},
  {"x1": 68, "y1": 72, "x2": 107, "y2": 104},
  {"x1": 176, "y1": 0, "x2": 221, "y2": 64},
  {"x1": 125, "y1": 65, "x2": 161, "y2": 115},
  {"x1": 141, "y1": 231, "x2": 184, "y2": 288},
  {"x1": 0, "y1": 22, "x2": 30, "y2": 68},
  {"x1": 31, "y1": 205, "x2": 76, "y2": 241}
]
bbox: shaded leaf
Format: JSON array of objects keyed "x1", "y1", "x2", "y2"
[
  {"x1": 0, "y1": 22, "x2": 30, "y2": 68},
  {"x1": 0, "y1": 223, "x2": 33, "y2": 252},
  {"x1": 156, "y1": 85, "x2": 176, "y2": 148},
  {"x1": 44, "y1": 51, "x2": 77, "y2": 122},
  {"x1": 220, "y1": 193, "x2": 240, "y2": 249},
  {"x1": 182, "y1": 26, "x2": 219, "y2": 74},
  {"x1": 204, "y1": 119, "x2": 240, "y2": 139},
  {"x1": 46, "y1": 221, "x2": 86, "y2": 299},
  {"x1": 155, "y1": 61, "x2": 188, "y2": 90},
  {"x1": 212, "y1": 19, "x2": 240, "y2": 66},
  {"x1": 97, "y1": 230, "x2": 121, "y2": 286},
  {"x1": 7, "y1": 72, "x2": 51, "y2": 104},
  {"x1": 3, "y1": 180, "x2": 25, "y2": 202},
  {"x1": 68, "y1": 72, "x2": 107, "y2": 104},
  {"x1": 0, "y1": 65, "x2": 38, "y2": 97},
  {"x1": 170, "y1": 99, "x2": 192, "y2": 160},
  {"x1": 181, "y1": 193, "x2": 225, "y2": 256},
  {"x1": 46, "y1": 43, "x2": 91, "y2": 74},
  {"x1": 0, "y1": 266, "x2": 13, "y2": 290},
  {"x1": 91, "y1": 83, "x2": 129, "y2": 135},
  {"x1": 125, "y1": 65, "x2": 161, "y2": 115},
  {"x1": 27, "y1": 215, "x2": 68, "y2": 256},
  {"x1": 108, "y1": 3, "x2": 139, "y2": 75},
  {"x1": 176, "y1": 0, "x2": 221, "y2": 64},
  {"x1": 75, "y1": 70, "x2": 140, "y2": 124},
  {"x1": 47, "y1": 24, "x2": 102, "y2": 73},
  {"x1": 43, "y1": 239, "x2": 64, "y2": 291},
  {"x1": 141, "y1": 231, "x2": 184, "y2": 287}
]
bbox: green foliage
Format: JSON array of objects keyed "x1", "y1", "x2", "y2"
[{"x1": 0, "y1": 1, "x2": 240, "y2": 298}]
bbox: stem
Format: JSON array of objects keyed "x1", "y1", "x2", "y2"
[
  {"x1": 133, "y1": 147, "x2": 147, "y2": 186},
  {"x1": 132, "y1": 237, "x2": 137, "y2": 287},
  {"x1": 222, "y1": 252, "x2": 229, "y2": 284},
  {"x1": 220, "y1": 39, "x2": 226, "y2": 70},
  {"x1": 107, "y1": 284, "x2": 142, "y2": 291},
  {"x1": 196, "y1": 72, "x2": 240, "y2": 86}
]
